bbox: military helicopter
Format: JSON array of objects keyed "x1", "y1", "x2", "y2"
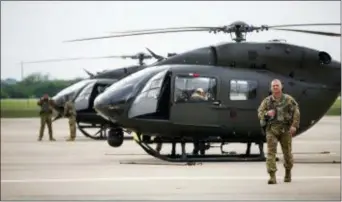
[
  {"x1": 27, "y1": 49, "x2": 174, "y2": 140},
  {"x1": 66, "y1": 21, "x2": 341, "y2": 162}
]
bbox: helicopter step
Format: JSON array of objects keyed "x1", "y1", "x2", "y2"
[{"x1": 134, "y1": 134, "x2": 275, "y2": 163}]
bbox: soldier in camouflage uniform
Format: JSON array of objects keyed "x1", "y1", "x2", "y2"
[
  {"x1": 37, "y1": 94, "x2": 56, "y2": 141},
  {"x1": 64, "y1": 95, "x2": 77, "y2": 141},
  {"x1": 257, "y1": 79, "x2": 300, "y2": 184}
]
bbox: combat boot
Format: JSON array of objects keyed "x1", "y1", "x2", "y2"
[
  {"x1": 268, "y1": 172, "x2": 277, "y2": 184},
  {"x1": 284, "y1": 169, "x2": 291, "y2": 182},
  {"x1": 49, "y1": 135, "x2": 56, "y2": 141}
]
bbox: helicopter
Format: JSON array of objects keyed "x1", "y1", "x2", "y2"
[
  {"x1": 65, "y1": 21, "x2": 341, "y2": 162},
  {"x1": 27, "y1": 49, "x2": 175, "y2": 140}
]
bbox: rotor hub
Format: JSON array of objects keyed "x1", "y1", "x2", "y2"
[{"x1": 228, "y1": 21, "x2": 250, "y2": 43}]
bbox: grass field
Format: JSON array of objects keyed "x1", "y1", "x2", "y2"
[
  {"x1": 0, "y1": 99, "x2": 41, "y2": 118},
  {"x1": 0, "y1": 97, "x2": 341, "y2": 118}
]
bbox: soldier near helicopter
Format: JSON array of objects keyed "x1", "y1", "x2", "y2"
[
  {"x1": 37, "y1": 94, "x2": 56, "y2": 141},
  {"x1": 64, "y1": 95, "x2": 77, "y2": 141},
  {"x1": 257, "y1": 79, "x2": 300, "y2": 185}
]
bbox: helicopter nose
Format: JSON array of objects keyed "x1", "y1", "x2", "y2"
[
  {"x1": 51, "y1": 95, "x2": 63, "y2": 107},
  {"x1": 94, "y1": 93, "x2": 112, "y2": 120},
  {"x1": 329, "y1": 60, "x2": 341, "y2": 91},
  {"x1": 94, "y1": 84, "x2": 134, "y2": 122},
  {"x1": 94, "y1": 93, "x2": 108, "y2": 110},
  {"x1": 52, "y1": 95, "x2": 65, "y2": 110}
]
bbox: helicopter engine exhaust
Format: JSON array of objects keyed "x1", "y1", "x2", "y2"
[{"x1": 318, "y1": 51, "x2": 332, "y2": 64}]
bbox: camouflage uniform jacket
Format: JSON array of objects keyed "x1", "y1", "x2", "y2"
[
  {"x1": 64, "y1": 100, "x2": 76, "y2": 118},
  {"x1": 257, "y1": 93, "x2": 300, "y2": 131},
  {"x1": 37, "y1": 98, "x2": 54, "y2": 115}
]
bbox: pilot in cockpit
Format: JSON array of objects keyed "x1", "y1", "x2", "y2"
[{"x1": 190, "y1": 88, "x2": 208, "y2": 101}]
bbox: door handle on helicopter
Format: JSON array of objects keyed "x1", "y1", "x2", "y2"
[
  {"x1": 211, "y1": 101, "x2": 229, "y2": 109},
  {"x1": 212, "y1": 100, "x2": 221, "y2": 106}
]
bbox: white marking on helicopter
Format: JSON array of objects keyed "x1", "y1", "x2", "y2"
[{"x1": 1, "y1": 176, "x2": 340, "y2": 183}]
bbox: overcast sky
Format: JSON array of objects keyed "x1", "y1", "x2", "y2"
[{"x1": 1, "y1": 1, "x2": 340, "y2": 80}]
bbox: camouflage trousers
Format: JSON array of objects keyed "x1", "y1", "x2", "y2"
[
  {"x1": 265, "y1": 124, "x2": 293, "y2": 174},
  {"x1": 39, "y1": 114, "x2": 53, "y2": 140},
  {"x1": 68, "y1": 116, "x2": 76, "y2": 139}
]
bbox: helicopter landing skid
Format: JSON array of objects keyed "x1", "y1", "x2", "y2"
[{"x1": 135, "y1": 135, "x2": 267, "y2": 163}]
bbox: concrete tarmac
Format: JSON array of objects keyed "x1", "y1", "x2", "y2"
[{"x1": 1, "y1": 117, "x2": 341, "y2": 200}]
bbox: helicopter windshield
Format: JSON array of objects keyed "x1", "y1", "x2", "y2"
[
  {"x1": 54, "y1": 79, "x2": 95, "y2": 97},
  {"x1": 104, "y1": 65, "x2": 171, "y2": 96}
]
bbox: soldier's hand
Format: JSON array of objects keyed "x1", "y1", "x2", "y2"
[
  {"x1": 290, "y1": 126, "x2": 297, "y2": 136},
  {"x1": 266, "y1": 110, "x2": 275, "y2": 117}
]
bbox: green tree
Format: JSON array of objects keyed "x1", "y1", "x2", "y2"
[{"x1": 2, "y1": 72, "x2": 85, "y2": 98}]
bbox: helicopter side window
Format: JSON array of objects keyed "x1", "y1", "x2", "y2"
[
  {"x1": 174, "y1": 75, "x2": 217, "y2": 103},
  {"x1": 229, "y1": 79, "x2": 257, "y2": 100},
  {"x1": 78, "y1": 82, "x2": 96, "y2": 99},
  {"x1": 54, "y1": 80, "x2": 94, "y2": 98}
]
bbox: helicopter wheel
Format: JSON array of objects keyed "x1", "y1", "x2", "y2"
[
  {"x1": 107, "y1": 128, "x2": 124, "y2": 147},
  {"x1": 76, "y1": 122, "x2": 108, "y2": 140}
]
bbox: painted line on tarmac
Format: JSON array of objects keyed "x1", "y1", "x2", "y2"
[
  {"x1": 293, "y1": 141, "x2": 340, "y2": 144},
  {"x1": 1, "y1": 176, "x2": 340, "y2": 183}
]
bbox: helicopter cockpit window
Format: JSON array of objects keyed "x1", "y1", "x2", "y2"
[
  {"x1": 229, "y1": 80, "x2": 257, "y2": 100},
  {"x1": 174, "y1": 76, "x2": 217, "y2": 103}
]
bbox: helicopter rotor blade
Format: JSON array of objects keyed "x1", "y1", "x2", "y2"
[
  {"x1": 270, "y1": 28, "x2": 341, "y2": 37},
  {"x1": 64, "y1": 22, "x2": 341, "y2": 43},
  {"x1": 109, "y1": 23, "x2": 341, "y2": 35},
  {"x1": 109, "y1": 26, "x2": 216, "y2": 34},
  {"x1": 267, "y1": 23, "x2": 341, "y2": 29},
  {"x1": 24, "y1": 57, "x2": 93, "y2": 64},
  {"x1": 64, "y1": 28, "x2": 211, "y2": 42},
  {"x1": 23, "y1": 55, "x2": 151, "y2": 64},
  {"x1": 23, "y1": 56, "x2": 128, "y2": 64}
]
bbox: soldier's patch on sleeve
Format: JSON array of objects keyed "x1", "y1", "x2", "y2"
[{"x1": 291, "y1": 99, "x2": 297, "y2": 106}]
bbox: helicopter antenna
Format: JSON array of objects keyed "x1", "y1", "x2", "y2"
[
  {"x1": 145, "y1": 47, "x2": 165, "y2": 61},
  {"x1": 64, "y1": 22, "x2": 340, "y2": 43},
  {"x1": 83, "y1": 68, "x2": 95, "y2": 77}
]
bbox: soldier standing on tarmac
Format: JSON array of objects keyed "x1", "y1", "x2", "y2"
[
  {"x1": 64, "y1": 95, "x2": 77, "y2": 141},
  {"x1": 37, "y1": 94, "x2": 56, "y2": 141},
  {"x1": 258, "y1": 79, "x2": 300, "y2": 184}
]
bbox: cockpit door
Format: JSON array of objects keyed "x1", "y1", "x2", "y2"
[
  {"x1": 74, "y1": 82, "x2": 97, "y2": 111},
  {"x1": 128, "y1": 69, "x2": 170, "y2": 118}
]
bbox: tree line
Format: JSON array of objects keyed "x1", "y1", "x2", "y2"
[{"x1": 1, "y1": 73, "x2": 84, "y2": 99}]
